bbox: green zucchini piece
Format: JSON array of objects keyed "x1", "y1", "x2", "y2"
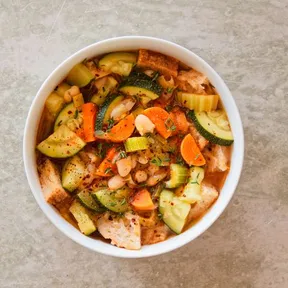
[
  {"x1": 159, "y1": 189, "x2": 191, "y2": 234},
  {"x1": 54, "y1": 103, "x2": 76, "y2": 131},
  {"x1": 45, "y1": 92, "x2": 65, "y2": 118},
  {"x1": 66, "y1": 63, "x2": 94, "y2": 88},
  {"x1": 92, "y1": 186, "x2": 130, "y2": 213},
  {"x1": 176, "y1": 92, "x2": 219, "y2": 112},
  {"x1": 179, "y1": 167, "x2": 204, "y2": 204},
  {"x1": 77, "y1": 190, "x2": 106, "y2": 212},
  {"x1": 98, "y1": 52, "x2": 137, "y2": 76},
  {"x1": 91, "y1": 76, "x2": 118, "y2": 106},
  {"x1": 124, "y1": 137, "x2": 149, "y2": 152},
  {"x1": 119, "y1": 73, "x2": 162, "y2": 100},
  {"x1": 69, "y1": 200, "x2": 96, "y2": 235},
  {"x1": 165, "y1": 164, "x2": 189, "y2": 188},
  {"x1": 188, "y1": 110, "x2": 234, "y2": 146},
  {"x1": 55, "y1": 83, "x2": 71, "y2": 97},
  {"x1": 95, "y1": 94, "x2": 124, "y2": 131},
  {"x1": 62, "y1": 155, "x2": 85, "y2": 192},
  {"x1": 37, "y1": 125, "x2": 86, "y2": 158}
]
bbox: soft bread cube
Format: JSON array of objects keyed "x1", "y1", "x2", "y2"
[
  {"x1": 38, "y1": 159, "x2": 69, "y2": 205},
  {"x1": 137, "y1": 49, "x2": 179, "y2": 77}
]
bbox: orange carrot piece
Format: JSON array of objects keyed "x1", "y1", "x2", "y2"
[
  {"x1": 131, "y1": 189, "x2": 155, "y2": 211},
  {"x1": 96, "y1": 114, "x2": 135, "y2": 143},
  {"x1": 95, "y1": 147, "x2": 117, "y2": 177},
  {"x1": 143, "y1": 107, "x2": 173, "y2": 139},
  {"x1": 180, "y1": 134, "x2": 206, "y2": 166},
  {"x1": 171, "y1": 110, "x2": 189, "y2": 134},
  {"x1": 82, "y1": 103, "x2": 97, "y2": 142}
]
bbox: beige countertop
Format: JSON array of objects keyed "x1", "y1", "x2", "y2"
[{"x1": 1, "y1": 0, "x2": 287, "y2": 287}]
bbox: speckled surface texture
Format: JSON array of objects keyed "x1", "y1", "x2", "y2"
[{"x1": 1, "y1": 0, "x2": 288, "y2": 287}]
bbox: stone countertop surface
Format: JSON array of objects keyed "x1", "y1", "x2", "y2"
[{"x1": 1, "y1": 0, "x2": 287, "y2": 287}]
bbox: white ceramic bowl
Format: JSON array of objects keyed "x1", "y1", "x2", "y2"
[{"x1": 23, "y1": 36, "x2": 244, "y2": 258}]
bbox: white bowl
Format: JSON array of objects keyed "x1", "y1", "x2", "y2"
[{"x1": 23, "y1": 36, "x2": 244, "y2": 258}]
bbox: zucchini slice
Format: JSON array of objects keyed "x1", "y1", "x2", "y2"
[
  {"x1": 66, "y1": 63, "x2": 94, "y2": 88},
  {"x1": 159, "y1": 189, "x2": 191, "y2": 234},
  {"x1": 92, "y1": 186, "x2": 130, "y2": 213},
  {"x1": 69, "y1": 200, "x2": 96, "y2": 235},
  {"x1": 54, "y1": 103, "x2": 76, "y2": 131},
  {"x1": 179, "y1": 167, "x2": 204, "y2": 204},
  {"x1": 37, "y1": 125, "x2": 86, "y2": 158},
  {"x1": 124, "y1": 137, "x2": 149, "y2": 152},
  {"x1": 176, "y1": 92, "x2": 219, "y2": 112},
  {"x1": 62, "y1": 155, "x2": 85, "y2": 192},
  {"x1": 98, "y1": 52, "x2": 137, "y2": 76},
  {"x1": 45, "y1": 92, "x2": 65, "y2": 118},
  {"x1": 77, "y1": 190, "x2": 106, "y2": 212},
  {"x1": 91, "y1": 76, "x2": 118, "y2": 106},
  {"x1": 188, "y1": 110, "x2": 234, "y2": 146},
  {"x1": 120, "y1": 74, "x2": 162, "y2": 100},
  {"x1": 95, "y1": 94, "x2": 124, "y2": 131},
  {"x1": 165, "y1": 164, "x2": 189, "y2": 188},
  {"x1": 55, "y1": 83, "x2": 71, "y2": 97}
]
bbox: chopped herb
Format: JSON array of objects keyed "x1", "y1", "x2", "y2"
[
  {"x1": 102, "y1": 87, "x2": 106, "y2": 92},
  {"x1": 152, "y1": 71, "x2": 159, "y2": 82},
  {"x1": 97, "y1": 143, "x2": 104, "y2": 158},
  {"x1": 118, "y1": 212, "x2": 125, "y2": 217},
  {"x1": 119, "y1": 151, "x2": 127, "y2": 159},
  {"x1": 162, "y1": 157, "x2": 170, "y2": 162},
  {"x1": 168, "y1": 147, "x2": 176, "y2": 153},
  {"x1": 165, "y1": 118, "x2": 176, "y2": 132},
  {"x1": 176, "y1": 155, "x2": 185, "y2": 166},
  {"x1": 190, "y1": 173, "x2": 200, "y2": 185},
  {"x1": 74, "y1": 109, "x2": 79, "y2": 119},
  {"x1": 120, "y1": 198, "x2": 127, "y2": 206},
  {"x1": 194, "y1": 153, "x2": 200, "y2": 160},
  {"x1": 110, "y1": 202, "x2": 117, "y2": 207},
  {"x1": 165, "y1": 105, "x2": 173, "y2": 112},
  {"x1": 144, "y1": 132, "x2": 152, "y2": 138},
  {"x1": 151, "y1": 157, "x2": 162, "y2": 166},
  {"x1": 166, "y1": 87, "x2": 174, "y2": 93},
  {"x1": 107, "y1": 118, "x2": 115, "y2": 132},
  {"x1": 57, "y1": 120, "x2": 63, "y2": 127},
  {"x1": 104, "y1": 167, "x2": 112, "y2": 174},
  {"x1": 157, "y1": 213, "x2": 163, "y2": 220},
  {"x1": 138, "y1": 182, "x2": 147, "y2": 187}
]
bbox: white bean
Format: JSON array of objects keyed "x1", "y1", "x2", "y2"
[
  {"x1": 108, "y1": 175, "x2": 126, "y2": 190},
  {"x1": 116, "y1": 156, "x2": 132, "y2": 177},
  {"x1": 147, "y1": 170, "x2": 167, "y2": 186},
  {"x1": 135, "y1": 170, "x2": 148, "y2": 183},
  {"x1": 135, "y1": 114, "x2": 155, "y2": 136}
]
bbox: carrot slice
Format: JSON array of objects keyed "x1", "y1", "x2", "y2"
[
  {"x1": 82, "y1": 103, "x2": 97, "y2": 142},
  {"x1": 96, "y1": 114, "x2": 135, "y2": 143},
  {"x1": 170, "y1": 110, "x2": 189, "y2": 134},
  {"x1": 180, "y1": 134, "x2": 206, "y2": 166},
  {"x1": 143, "y1": 107, "x2": 174, "y2": 139},
  {"x1": 95, "y1": 147, "x2": 118, "y2": 177},
  {"x1": 131, "y1": 189, "x2": 155, "y2": 211}
]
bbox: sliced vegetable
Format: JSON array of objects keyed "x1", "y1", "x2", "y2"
[
  {"x1": 55, "y1": 83, "x2": 71, "y2": 97},
  {"x1": 95, "y1": 147, "x2": 118, "y2": 177},
  {"x1": 82, "y1": 103, "x2": 97, "y2": 142},
  {"x1": 96, "y1": 114, "x2": 135, "y2": 143},
  {"x1": 120, "y1": 72, "x2": 162, "y2": 100},
  {"x1": 37, "y1": 125, "x2": 86, "y2": 158},
  {"x1": 45, "y1": 92, "x2": 65, "y2": 118},
  {"x1": 188, "y1": 110, "x2": 234, "y2": 146},
  {"x1": 95, "y1": 95, "x2": 124, "y2": 131},
  {"x1": 91, "y1": 76, "x2": 118, "y2": 105},
  {"x1": 179, "y1": 167, "x2": 204, "y2": 204},
  {"x1": 54, "y1": 103, "x2": 77, "y2": 131},
  {"x1": 180, "y1": 134, "x2": 206, "y2": 166},
  {"x1": 124, "y1": 137, "x2": 149, "y2": 152},
  {"x1": 72, "y1": 93, "x2": 84, "y2": 111},
  {"x1": 176, "y1": 92, "x2": 219, "y2": 112},
  {"x1": 98, "y1": 52, "x2": 137, "y2": 76},
  {"x1": 143, "y1": 107, "x2": 174, "y2": 139},
  {"x1": 77, "y1": 190, "x2": 106, "y2": 212},
  {"x1": 159, "y1": 190, "x2": 191, "y2": 234},
  {"x1": 66, "y1": 63, "x2": 94, "y2": 88},
  {"x1": 92, "y1": 186, "x2": 130, "y2": 213},
  {"x1": 62, "y1": 155, "x2": 85, "y2": 192},
  {"x1": 170, "y1": 109, "x2": 189, "y2": 134},
  {"x1": 165, "y1": 164, "x2": 188, "y2": 188},
  {"x1": 69, "y1": 200, "x2": 96, "y2": 235},
  {"x1": 131, "y1": 189, "x2": 155, "y2": 211}
]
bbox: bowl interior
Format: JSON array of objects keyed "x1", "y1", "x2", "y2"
[{"x1": 23, "y1": 36, "x2": 244, "y2": 258}]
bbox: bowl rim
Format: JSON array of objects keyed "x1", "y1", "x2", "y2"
[{"x1": 23, "y1": 36, "x2": 244, "y2": 258}]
